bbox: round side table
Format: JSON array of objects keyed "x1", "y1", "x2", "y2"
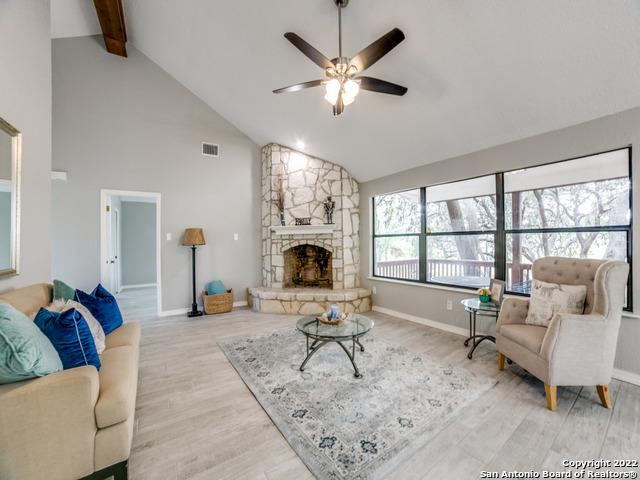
[{"x1": 461, "y1": 298, "x2": 500, "y2": 359}]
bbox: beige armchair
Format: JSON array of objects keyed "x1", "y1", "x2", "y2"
[{"x1": 496, "y1": 257, "x2": 629, "y2": 411}]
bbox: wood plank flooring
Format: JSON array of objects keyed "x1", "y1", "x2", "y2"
[{"x1": 117, "y1": 288, "x2": 640, "y2": 479}]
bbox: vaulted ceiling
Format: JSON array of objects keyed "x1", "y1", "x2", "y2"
[{"x1": 51, "y1": 0, "x2": 640, "y2": 181}]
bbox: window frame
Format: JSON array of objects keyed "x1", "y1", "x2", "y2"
[{"x1": 371, "y1": 146, "x2": 633, "y2": 311}]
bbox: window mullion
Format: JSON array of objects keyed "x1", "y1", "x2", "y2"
[
  {"x1": 419, "y1": 187, "x2": 427, "y2": 283},
  {"x1": 495, "y1": 173, "x2": 506, "y2": 281}
]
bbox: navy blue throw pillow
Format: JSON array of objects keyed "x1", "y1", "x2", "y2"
[
  {"x1": 34, "y1": 308, "x2": 101, "y2": 370},
  {"x1": 75, "y1": 284, "x2": 123, "y2": 335}
]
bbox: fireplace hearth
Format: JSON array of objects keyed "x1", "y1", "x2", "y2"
[{"x1": 284, "y1": 244, "x2": 333, "y2": 288}]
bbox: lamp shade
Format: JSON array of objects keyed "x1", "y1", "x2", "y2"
[{"x1": 182, "y1": 228, "x2": 206, "y2": 246}]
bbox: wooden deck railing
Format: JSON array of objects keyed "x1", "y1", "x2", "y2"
[{"x1": 375, "y1": 258, "x2": 533, "y2": 285}]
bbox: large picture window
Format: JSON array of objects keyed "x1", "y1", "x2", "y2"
[
  {"x1": 425, "y1": 175, "x2": 496, "y2": 287},
  {"x1": 372, "y1": 147, "x2": 632, "y2": 308}
]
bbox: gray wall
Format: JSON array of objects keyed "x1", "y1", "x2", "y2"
[
  {"x1": 0, "y1": 0, "x2": 52, "y2": 290},
  {"x1": 360, "y1": 107, "x2": 640, "y2": 375},
  {"x1": 51, "y1": 36, "x2": 261, "y2": 311},
  {"x1": 120, "y1": 201, "x2": 157, "y2": 286}
]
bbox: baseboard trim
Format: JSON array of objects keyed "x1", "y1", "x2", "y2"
[
  {"x1": 372, "y1": 305, "x2": 640, "y2": 387},
  {"x1": 120, "y1": 283, "x2": 157, "y2": 290},
  {"x1": 159, "y1": 307, "x2": 190, "y2": 317},
  {"x1": 612, "y1": 368, "x2": 640, "y2": 386},
  {"x1": 372, "y1": 305, "x2": 474, "y2": 337},
  {"x1": 159, "y1": 301, "x2": 248, "y2": 317}
]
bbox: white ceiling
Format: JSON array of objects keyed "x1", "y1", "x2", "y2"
[
  {"x1": 50, "y1": 0, "x2": 101, "y2": 39},
  {"x1": 51, "y1": 0, "x2": 640, "y2": 182}
]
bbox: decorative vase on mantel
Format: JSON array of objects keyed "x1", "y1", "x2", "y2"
[{"x1": 279, "y1": 211, "x2": 285, "y2": 226}]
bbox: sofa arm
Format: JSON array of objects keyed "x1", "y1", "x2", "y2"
[
  {"x1": 540, "y1": 313, "x2": 611, "y2": 386},
  {"x1": 496, "y1": 297, "x2": 530, "y2": 330},
  {"x1": 0, "y1": 366, "x2": 100, "y2": 480}
]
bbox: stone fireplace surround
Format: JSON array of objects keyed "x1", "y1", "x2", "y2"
[{"x1": 248, "y1": 144, "x2": 371, "y2": 314}]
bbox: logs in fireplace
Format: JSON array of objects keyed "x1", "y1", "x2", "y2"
[{"x1": 283, "y1": 244, "x2": 333, "y2": 288}]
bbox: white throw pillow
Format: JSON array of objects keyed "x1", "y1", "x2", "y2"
[
  {"x1": 525, "y1": 279, "x2": 587, "y2": 327},
  {"x1": 46, "y1": 299, "x2": 106, "y2": 354}
]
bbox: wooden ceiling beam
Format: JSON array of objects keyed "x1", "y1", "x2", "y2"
[{"x1": 93, "y1": 0, "x2": 128, "y2": 57}]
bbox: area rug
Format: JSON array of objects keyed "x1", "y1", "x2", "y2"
[{"x1": 219, "y1": 329, "x2": 495, "y2": 480}]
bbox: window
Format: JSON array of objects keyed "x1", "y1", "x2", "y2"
[
  {"x1": 373, "y1": 189, "x2": 421, "y2": 280},
  {"x1": 426, "y1": 175, "x2": 496, "y2": 287},
  {"x1": 504, "y1": 149, "x2": 631, "y2": 296},
  {"x1": 372, "y1": 147, "x2": 632, "y2": 308}
]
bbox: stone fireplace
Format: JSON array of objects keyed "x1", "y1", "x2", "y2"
[
  {"x1": 284, "y1": 244, "x2": 333, "y2": 289},
  {"x1": 248, "y1": 144, "x2": 371, "y2": 314}
]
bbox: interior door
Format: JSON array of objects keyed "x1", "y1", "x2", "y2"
[
  {"x1": 112, "y1": 208, "x2": 121, "y2": 293},
  {"x1": 104, "y1": 201, "x2": 118, "y2": 293}
]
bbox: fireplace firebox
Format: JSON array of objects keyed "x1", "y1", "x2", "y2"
[{"x1": 283, "y1": 244, "x2": 333, "y2": 288}]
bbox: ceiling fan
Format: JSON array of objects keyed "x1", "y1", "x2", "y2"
[{"x1": 273, "y1": 0, "x2": 407, "y2": 116}]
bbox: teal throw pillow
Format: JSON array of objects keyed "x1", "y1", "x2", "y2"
[
  {"x1": 206, "y1": 280, "x2": 227, "y2": 295},
  {"x1": 53, "y1": 279, "x2": 76, "y2": 301},
  {"x1": 0, "y1": 303, "x2": 63, "y2": 384}
]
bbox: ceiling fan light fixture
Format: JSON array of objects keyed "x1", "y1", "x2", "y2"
[
  {"x1": 343, "y1": 79, "x2": 359, "y2": 98},
  {"x1": 274, "y1": 0, "x2": 407, "y2": 116},
  {"x1": 324, "y1": 78, "x2": 341, "y2": 105},
  {"x1": 342, "y1": 92, "x2": 355, "y2": 106}
]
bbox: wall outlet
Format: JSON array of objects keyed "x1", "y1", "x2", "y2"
[
  {"x1": 446, "y1": 299, "x2": 453, "y2": 311},
  {"x1": 166, "y1": 232, "x2": 172, "y2": 241},
  {"x1": 372, "y1": 286, "x2": 377, "y2": 295},
  {"x1": 233, "y1": 233, "x2": 239, "y2": 241}
]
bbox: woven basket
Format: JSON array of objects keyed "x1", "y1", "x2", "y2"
[{"x1": 202, "y1": 289, "x2": 233, "y2": 314}]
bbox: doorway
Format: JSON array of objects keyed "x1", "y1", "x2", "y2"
[{"x1": 100, "y1": 189, "x2": 161, "y2": 316}]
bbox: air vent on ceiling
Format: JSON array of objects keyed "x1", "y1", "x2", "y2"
[{"x1": 202, "y1": 142, "x2": 219, "y2": 157}]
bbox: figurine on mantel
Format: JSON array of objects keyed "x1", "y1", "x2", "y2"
[{"x1": 323, "y1": 196, "x2": 335, "y2": 224}]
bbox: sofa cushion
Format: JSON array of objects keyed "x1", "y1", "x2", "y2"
[
  {"x1": 76, "y1": 284, "x2": 123, "y2": 335},
  {"x1": 34, "y1": 308, "x2": 101, "y2": 371},
  {"x1": 95, "y1": 345, "x2": 137, "y2": 428},
  {"x1": 499, "y1": 324, "x2": 547, "y2": 354},
  {"x1": 0, "y1": 283, "x2": 53, "y2": 319},
  {"x1": 105, "y1": 322, "x2": 141, "y2": 350},
  {"x1": 53, "y1": 279, "x2": 76, "y2": 302},
  {"x1": 0, "y1": 303, "x2": 63, "y2": 384},
  {"x1": 47, "y1": 299, "x2": 106, "y2": 354}
]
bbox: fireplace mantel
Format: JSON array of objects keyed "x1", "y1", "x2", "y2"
[{"x1": 270, "y1": 224, "x2": 335, "y2": 236}]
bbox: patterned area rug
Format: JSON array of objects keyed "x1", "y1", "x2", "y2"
[{"x1": 219, "y1": 329, "x2": 495, "y2": 480}]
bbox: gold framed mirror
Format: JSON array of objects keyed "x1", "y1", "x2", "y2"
[{"x1": 0, "y1": 116, "x2": 21, "y2": 277}]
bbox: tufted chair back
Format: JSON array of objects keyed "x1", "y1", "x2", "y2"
[{"x1": 532, "y1": 257, "x2": 606, "y2": 314}]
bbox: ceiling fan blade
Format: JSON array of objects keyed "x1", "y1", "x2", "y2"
[
  {"x1": 358, "y1": 76, "x2": 408, "y2": 96},
  {"x1": 273, "y1": 79, "x2": 324, "y2": 94},
  {"x1": 350, "y1": 28, "x2": 405, "y2": 73},
  {"x1": 284, "y1": 32, "x2": 334, "y2": 70}
]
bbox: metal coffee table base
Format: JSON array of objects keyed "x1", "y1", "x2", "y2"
[{"x1": 300, "y1": 336, "x2": 366, "y2": 378}]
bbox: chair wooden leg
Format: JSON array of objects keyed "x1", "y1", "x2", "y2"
[
  {"x1": 596, "y1": 385, "x2": 612, "y2": 409},
  {"x1": 497, "y1": 352, "x2": 505, "y2": 370},
  {"x1": 544, "y1": 384, "x2": 557, "y2": 411}
]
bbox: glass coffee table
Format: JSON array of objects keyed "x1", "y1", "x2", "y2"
[{"x1": 296, "y1": 314, "x2": 374, "y2": 378}]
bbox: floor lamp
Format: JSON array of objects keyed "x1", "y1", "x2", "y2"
[{"x1": 183, "y1": 228, "x2": 206, "y2": 317}]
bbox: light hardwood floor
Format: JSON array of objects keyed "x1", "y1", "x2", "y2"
[{"x1": 117, "y1": 288, "x2": 640, "y2": 480}]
